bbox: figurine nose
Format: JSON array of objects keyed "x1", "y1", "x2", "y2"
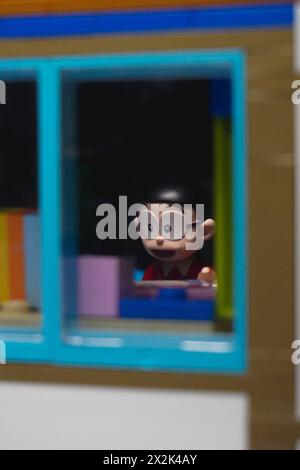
[{"x1": 156, "y1": 236, "x2": 164, "y2": 246}]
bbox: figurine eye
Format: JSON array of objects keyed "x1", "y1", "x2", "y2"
[
  {"x1": 160, "y1": 211, "x2": 184, "y2": 240},
  {"x1": 138, "y1": 210, "x2": 159, "y2": 239}
]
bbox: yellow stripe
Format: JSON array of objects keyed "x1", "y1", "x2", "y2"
[{"x1": 0, "y1": 213, "x2": 10, "y2": 302}]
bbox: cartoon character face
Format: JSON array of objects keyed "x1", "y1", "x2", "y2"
[{"x1": 137, "y1": 203, "x2": 215, "y2": 263}]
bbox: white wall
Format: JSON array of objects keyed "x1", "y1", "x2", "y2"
[{"x1": 0, "y1": 381, "x2": 249, "y2": 450}]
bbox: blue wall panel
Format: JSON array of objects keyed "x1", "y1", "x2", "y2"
[{"x1": 0, "y1": 3, "x2": 293, "y2": 39}]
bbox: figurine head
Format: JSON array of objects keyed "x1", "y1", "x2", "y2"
[{"x1": 136, "y1": 181, "x2": 215, "y2": 263}]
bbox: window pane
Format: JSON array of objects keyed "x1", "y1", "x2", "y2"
[
  {"x1": 0, "y1": 79, "x2": 41, "y2": 330},
  {"x1": 61, "y1": 70, "x2": 233, "y2": 348}
]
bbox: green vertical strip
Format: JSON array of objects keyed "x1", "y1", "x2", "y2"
[{"x1": 214, "y1": 118, "x2": 233, "y2": 320}]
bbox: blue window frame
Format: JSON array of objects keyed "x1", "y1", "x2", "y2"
[
  {"x1": 0, "y1": 50, "x2": 247, "y2": 372},
  {"x1": 0, "y1": 61, "x2": 48, "y2": 362}
]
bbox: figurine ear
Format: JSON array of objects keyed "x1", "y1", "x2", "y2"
[{"x1": 202, "y1": 218, "x2": 215, "y2": 241}]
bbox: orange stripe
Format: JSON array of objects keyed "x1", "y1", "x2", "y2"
[
  {"x1": 0, "y1": 1, "x2": 287, "y2": 17},
  {"x1": 7, "y1": 212, "x2": 26, "y2": 300},
  {"x1": 0, "y1": 213, "x2": 10, "y2": 302}
]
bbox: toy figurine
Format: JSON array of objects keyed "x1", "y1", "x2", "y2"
[{"x1": 136, "y1": 180, "x2": 216, "y2": 283}]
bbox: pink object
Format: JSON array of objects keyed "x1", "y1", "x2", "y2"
[
  {"x1": 186, "y1": 284, "x2": 216, "y2": 301},
  {"x1": 78, "y1": 256, "x2": 134, "y2": 317}
]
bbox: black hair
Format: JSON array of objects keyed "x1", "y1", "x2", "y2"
[{"x1": 134, "y1": 176, "x2": 213, "y2": 219}]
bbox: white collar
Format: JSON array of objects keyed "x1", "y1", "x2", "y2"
[{"x1": 162, "y1": 257, "x2": 194, "y2": 276}]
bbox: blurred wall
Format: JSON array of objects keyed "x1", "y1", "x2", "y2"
[
  {"x1": 0, "y1": 381, "x2": 249, "y2": 450},
  {"x1": 294, "y1": 1, "x2": 300, "y2": 422}
]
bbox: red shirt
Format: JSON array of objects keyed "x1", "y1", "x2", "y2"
[{"x1": 142, "y1": 258, "x2": 205, "y2": 281}]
